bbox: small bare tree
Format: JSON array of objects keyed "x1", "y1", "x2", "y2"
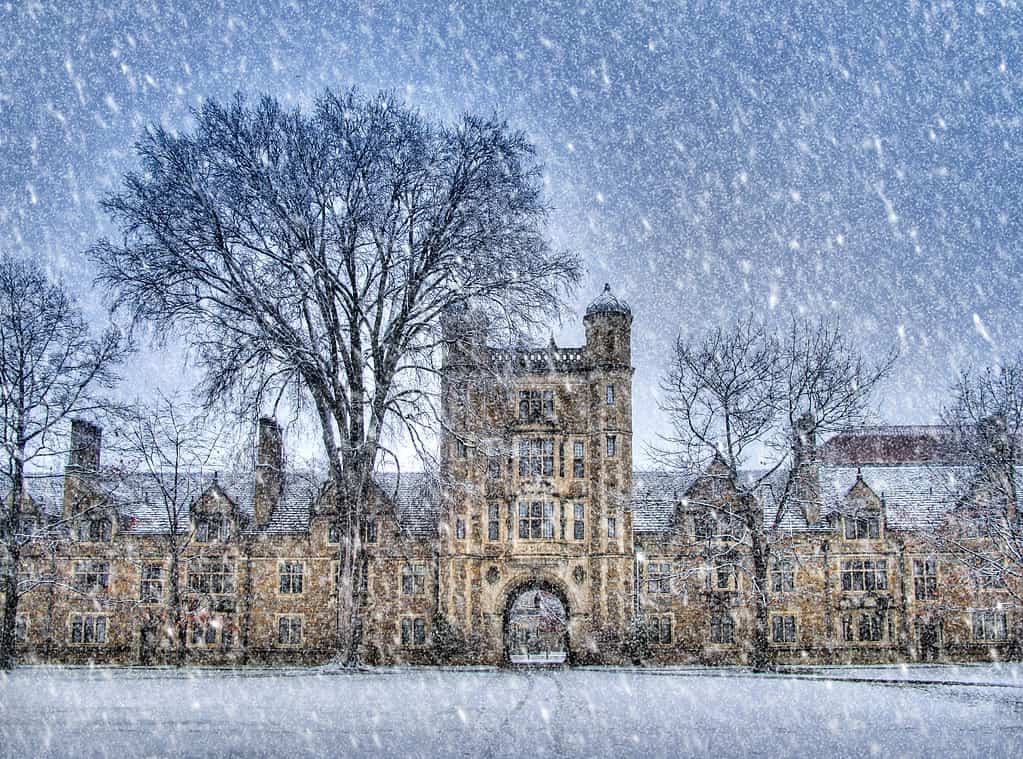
[
  {"x1": 109, "y1": 393, "x2": 227, "y2": 665},
  {"x1": 89, "y1": 90, "x2": 579, "y2": 662},
  {"x1": 656, "y1": 316, "x2": 894, "y2": 669},
  {"x1": 934, "y1": 362, "x2": 1023, "y2": 605},
  {"x1": 0, "y1": 254, "x2": 128, "y2": 670}
]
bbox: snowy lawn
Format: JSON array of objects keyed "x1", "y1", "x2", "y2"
[{"x1": 2, "y1": 665, "x2": 1021, "y2": 758}]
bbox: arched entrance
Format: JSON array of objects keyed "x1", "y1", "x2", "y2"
[{"x1": 503, "y1": 579, "x2": 569, "y2": 665}]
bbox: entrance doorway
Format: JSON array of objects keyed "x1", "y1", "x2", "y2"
[{"x1": 505, "y1": 587, "x2": 568, "y2": 665}]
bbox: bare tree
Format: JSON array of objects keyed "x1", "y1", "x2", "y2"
[
  {"x1": 108, "y1": 393, "x2": 228, "y2": 665},
  {"x1": 655, "y1": 316, "x2": 895, "y2": 669},
  {"x1": 0, "y1": 254, "x2": 128, "y2": 670},
  {"x1": 934, "y1": 362, "x2": 1023, "y2": 605},
  {"x1": 88, "y1": 90, "x2": 580, "y2": 662}
]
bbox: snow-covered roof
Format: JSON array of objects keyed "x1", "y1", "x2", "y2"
[
  {"x1": 630, "y1": 470, "x2": 700, "y2": 532},
  {"x1": 820, "y1": 464, "x2": 970, "y2": 531},
  {"x1": 18, "y1": 468, "x2": 438, "y2": 538}
]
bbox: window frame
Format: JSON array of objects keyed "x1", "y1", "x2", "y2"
[
  {"x1": 69, "y1": 613, "x2": 108, "y2": 645},
  {"x1": 972, "y1": 609, "x2": 1008, "y2": 641},
  {"x1": 186, "y1": 558, "x2": 235, "y2": 595},
  {"x1": 844, "y1": 513, "x2": 881, "y2": 540},
  {"x1": 771, "y1": 615, "x2": 797, "y2": 643},
  {"x1": 606, "y1": 435, "x2": 617, "y2": 458},
  {"x1": 771, "y1": 559, "x2": 795, "y2": 593},
  {"x1": 913, "y1": 557, "x2": 938, "y2": 600},
  {"x1": 709, "y1": 612, "x2": 735, "y2": 644},
  {"x1": 139, "y1": 562, "x2": 164, "y2": 604},
  {"x1": 840, "y1": 559, "x2": 888, "y2": 592},
  {"x1": 572, "y1": 441, "x2": 585, "y2": 478},
  {"x1": 401, "y1": 616, "x2": 428, "y2": 647},
  {"x1": 646, "y1": 562, "x2": 672, "y2": 594},
  {"x1": 573, "y1": 503, "x2": 585, "y2": 540},
  {"x1": 276, "y1": 615, "x2": 303, "y2": 646},
  {"x1": 278, "y1": 560, "x2": 305, "y2": 595},
  {"x1": 517, "y1": 500, "x2": 555, "y2": 540},
  {"x1": 401, "y1": 563, "x2": 427, "y2": 596},
  {"x1": 518, "y1": 438, "x2": 554, "y2": 478},
  {"x1": 73, "y1": 560, "x2": 110, "y2": 593},
  {"x1": 647, "y1": 614, "x2": 672, "y2": 645},
  {"x1": 605, "y1": 384, "x2": 615, "y2": 405},
  {"x1": 487, "y1": 504, "x2": 500, "y2": 541}
]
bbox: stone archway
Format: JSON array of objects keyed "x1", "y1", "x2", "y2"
[{"x1": 502, "y1": 578, "x2": 570, "y2": 665}]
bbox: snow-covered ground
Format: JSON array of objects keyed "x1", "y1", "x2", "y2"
[{"x1": 2, "y1": 665, "x2": 1021, "y2": 758}]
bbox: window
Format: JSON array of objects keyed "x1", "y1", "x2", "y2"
[
  {"x1": 455, "y1": 438, "x2": 468, "y2": 459},
  {"x1": 327, "y1": 522, "x2": 341, "y2": 545},
  {"x1": 840, "y1": 559, "x2": 887, "y2": 592},
  {"x1": 518, "y1": 501, "x2": 555, "y2": 539},
  {"x1": 695, "y1": 511, "x2": 716, "y2": 541},
  {"x1": 70, "y1": 614, "x2": 107, "y2": 645},
  {"x1": 771, "y1": 560, "x2": 795, "y2": 593},
  {"x1": 364, "y1": 518, "x2": 378, "y2": 545},
  {"x1": 279, "y1": 561, "x2": 304, "y2": 594},
  {"x1": 195, "y1": 514, "x2": 229, "y2": 544},
  {"x1": 772, "y1": 615, "x2": 797, "y2": 643},
  {"x1": 913, "y1": 558, "x2": 938, "y2": 600},
  {"x1": 607, "y1": 516, "x2": 617, "y2": 539},
  {"x1": 844, "y1": 514, "x2": 880, "y2": 540},
  {"x1": 572, "y1": 441, "x2": 585, "y2": 478},
  {"x1": 573, "y1": 503, "x2": 585, "y2": 540},
  {"x1": 187, "y1": 558, "x2": 234, "y2": 594},
  {"x1": 518, "y1": 389, "x2": 554, "y2": 420},
  {"x1": 140, "y1": 563, "x2": 163, "y2": 604},
  {"x1": 606, "y1": 384, "x2": 615, "y2": 405},
  {"x1": 606, "y1": 435, "x2": 617, "y2": 457},
  {"x1": 73, "y1": 560, "x2": 110, "y2": 592},
  {"x1": 79, "y1": 517, "x2": 111, "y2": 542},
  {"x1": 488, "y1": 457, "x2": 501, "y2": 481},
  {"x1": 707, "y1": 556, "x2": 735, "y2": 591},
  {"x1": 858, "y1": 613, "x2": 885, "y2": 642},
  {"x1": 518, "y1": 438, "x2": 554, "y2": 477},
  {"x1": 277, "y1": 616, "x2": 302, "y2": 645},
  {"x1": 976, "y1": 565, "x2": 1007, "y2": 589},
  {"x1": 14, "y1": 615, "x2": 27, "y2": 643},
  {"x1": 488, "y1": 504, "x2": 500, "y2": 541},
  {"x1": 710, "y1": 613, "x2": 735, "y2": 644},
  {"x1": 841, "y1": 615, "x2": 854, "y2": 642},
  {"x1": 401, "y1": 617, "x2": 427, "y2": 646},
  {"x1": 190, "y1": 620, "x2": 220, "y2": 646},
  {"x1": 646, "y1": 562, "x2": 672, "y2": 594},
  {"x1": 647, "y1": 615, "x2": 672, "y2": 645},
  {"x1": 559, "y1": 442, "x2": 565, "y2": 478},
  {"x1": 973, "y1": 610, "x2": 1008, "y2": 641},
  {"x1": 401, "y1": 563, "x2": 426, "y2": 595},
  {"x1": 456, "y1": 518, "x2": 466, "y2": 540}
]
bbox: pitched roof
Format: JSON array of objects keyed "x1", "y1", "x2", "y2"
[
  {"x1": 630, "y1": 470, "x2": 700, "y2": 532},
  {"x1": 820, "y1": 464, "x2": 971, "y2": 531},
  {"x1": 373, "y1": 471, "x2": 441, "y2": 537},
  {"x1": 820, "y1": 425, "x2": 954, "y2": 465}
]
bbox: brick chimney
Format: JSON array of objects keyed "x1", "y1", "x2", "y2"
[
  {"x1": 792, "y1": 412, "x2": 821, "y2": 525},
  {"x1": 254, "y1": 417, "x2": 284, "y2": 528},
  {"x1": 69, "y1": 419, "x2": 101, "y2": 472},
  {"x1": 64, "y1": 419, "x2": 101, "y2": 518}
]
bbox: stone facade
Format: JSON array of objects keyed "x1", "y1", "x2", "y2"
[{"x1": 3, "y1": 286, "x2": 1021, "y2": 666}]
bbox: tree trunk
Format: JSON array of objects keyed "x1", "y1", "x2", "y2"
[
  {"x1": 0, "y1": 452, "x2": 26, "y2": 671},
  {"x1": 168, "y1": 547, "x2": 185, "y2": 666},
  {"x1": 747, "y1": 515, "x2": 771, "y2": 672}
]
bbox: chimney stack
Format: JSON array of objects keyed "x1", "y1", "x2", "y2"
[
  {"x1": 793, "y1": 412, "x2": 821, "y2": 525},
  {"x1": 69, "y1": 419, "x2": 101, "y2": 472},
  {"x1": 254, "y1": 417, "x2": 284, "y2": 528}
]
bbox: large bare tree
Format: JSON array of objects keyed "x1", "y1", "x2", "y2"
[
  {"x1": 89, "y1": 90, "x2": 580, "y2": 662},
  {"x1": 656, "y1": 316, "x2": 895, "y2": 669},
  {"x1": 0, "y1": 254, "x2": 128, "y2": 670}
]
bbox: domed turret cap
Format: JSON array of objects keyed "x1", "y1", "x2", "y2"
[{"x1": 585, "y1": 283, "x2": 631, "y2": 317}]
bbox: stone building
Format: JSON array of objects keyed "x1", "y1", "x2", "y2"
[{"x1": 3, "y1": 285, "x2": 1021, "y2": 665}]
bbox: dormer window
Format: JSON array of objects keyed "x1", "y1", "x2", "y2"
[
  {"x1": 844, "y1": 513, "x2": 880, "y2": 540},
  {"x1": 78, "y1": 517, "x2": 111, "y2": 542},
  {"x1": 195, "y1": 514, "x2": 229, "y2": 544}
]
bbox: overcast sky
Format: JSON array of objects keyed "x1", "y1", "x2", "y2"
[{"x1": 2, "y1": 1, "x2": 1022, "y2": 466}]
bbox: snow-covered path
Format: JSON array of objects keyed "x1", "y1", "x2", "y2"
[{"x1": 1, "y1": 666, "x2": 1021, "y2": 758}]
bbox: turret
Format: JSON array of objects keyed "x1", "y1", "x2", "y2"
[{"x1": 583, "y1": 283, "x2": 632, "y2": 368}]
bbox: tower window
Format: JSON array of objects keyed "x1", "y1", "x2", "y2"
[
  {"x1": 606, "y1": 435, "x2": 617, "y2": 457},
  {"x1": 606, "y1": 384, "x2": 615, "y2": 404}
]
